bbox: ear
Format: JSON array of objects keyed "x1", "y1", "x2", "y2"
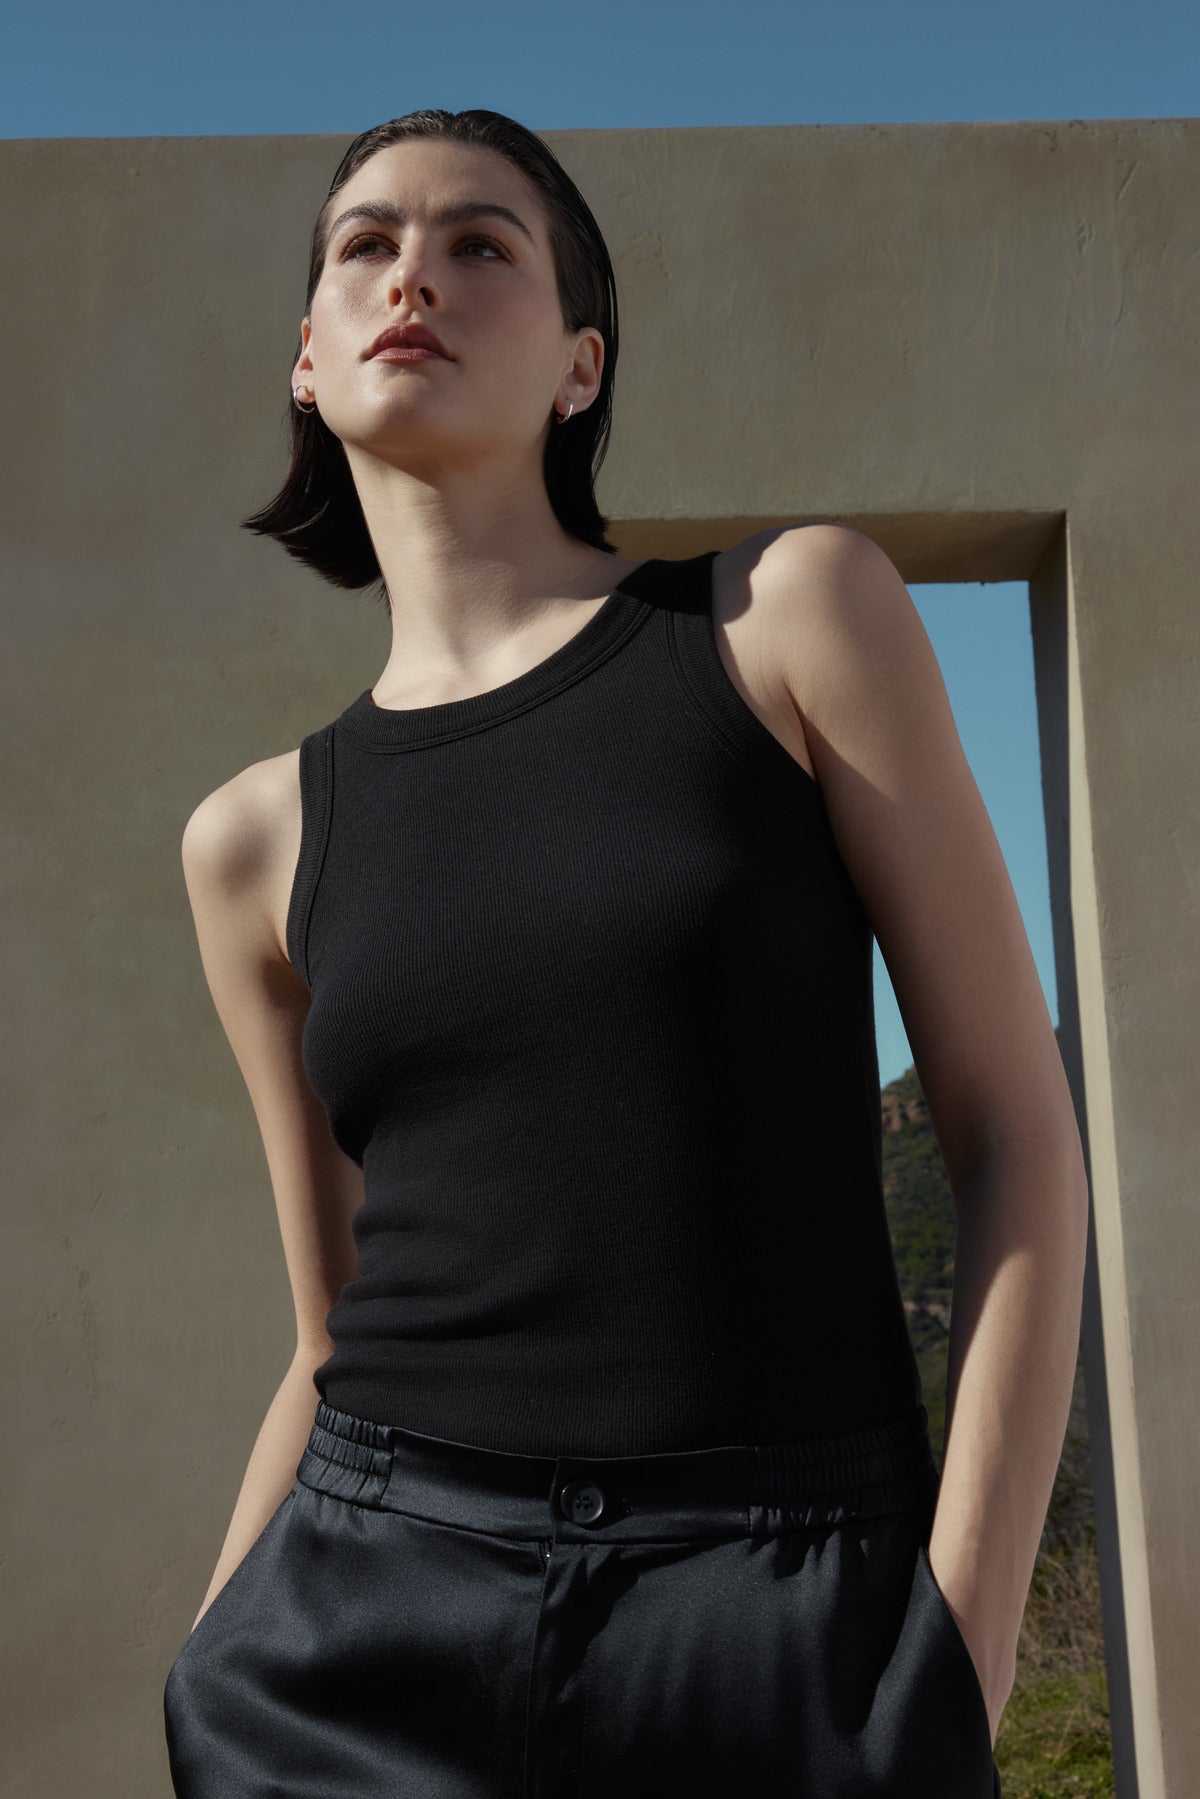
[
  {"x1": 291, "y1": 317, "x2": 313, "y2": 388},
  {"x1": 566, "y1": 325, "x2": 605, "y2": 414}
]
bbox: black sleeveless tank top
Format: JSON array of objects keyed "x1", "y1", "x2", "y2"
[{"x1": 286, "y1": 549, "x2": 922, "y2": 1456}]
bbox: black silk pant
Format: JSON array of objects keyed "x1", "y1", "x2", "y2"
[{"x1": 163, "y1": 1398, "x2": 1003, "y2": 1797}]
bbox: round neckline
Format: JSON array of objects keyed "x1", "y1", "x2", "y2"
[{"x1": 337, "y1": 557, "x2": 662, "y2": 750}]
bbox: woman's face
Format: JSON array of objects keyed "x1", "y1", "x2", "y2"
[{"x1": 293, "y1": 138, "x2": 597, "y2": 471}]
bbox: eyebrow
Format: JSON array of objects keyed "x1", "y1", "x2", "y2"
[{"x1": 325, "y1": 198, "x2": 537, "y2": 251}]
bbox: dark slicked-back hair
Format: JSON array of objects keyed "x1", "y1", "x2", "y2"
[{"x1": 240, "y1": 108, "x2": 623, "y2": 613}]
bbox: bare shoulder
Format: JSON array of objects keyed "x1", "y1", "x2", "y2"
[
  {"x1": 717, "y1": 524, "x2": 904, "y2": 722},
  {"x1": 721, "y1": 518, "x2": 965, "y2": 860},
  {"x1": 718, "y1": 522, "x2": 947, "y2": 788},
  {"x1": 181, "y1": 746, "x2": 303, "y2": 968}
]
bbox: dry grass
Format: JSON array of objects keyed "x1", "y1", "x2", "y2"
[
  {"x1": 992, "y1": 1502, "x2": 1114, "y2": 1795},
  {"x1": 1017, "y1": 1530, "x2": 1107, "y2": 1679}
]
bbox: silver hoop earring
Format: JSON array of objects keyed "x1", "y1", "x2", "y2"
[
  {"x1": 555, "y1": 397, "x2": 575, "y2": 425},
  {"x1": 292, "y1": 386, "x2": 317, "y2": 414}
]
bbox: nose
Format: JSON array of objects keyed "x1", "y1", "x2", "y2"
[
  {"x1": 389, "y1": 271, "x2": 435, "y2": 311},
  {"x1": 385, "y1": 233, "x2": 439, "y2": 310}
]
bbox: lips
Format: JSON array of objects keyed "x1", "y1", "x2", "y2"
[{"x1": 366, "y1": 322, "x2": 451, "y2": 359}]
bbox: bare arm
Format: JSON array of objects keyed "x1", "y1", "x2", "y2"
[
  {"x1": 756, "y1": 524, "x2": 1090, "y2": 1747},
  {"x1": 179, "y1": 751, "x2": 366, "y2": 1631}
]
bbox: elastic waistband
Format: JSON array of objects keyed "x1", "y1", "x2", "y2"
[{"x1": 297, "y1": 1401, "x2": 941, "y2": 1544}]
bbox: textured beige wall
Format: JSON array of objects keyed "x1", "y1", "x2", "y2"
[{"x1": 2, "y1": 118, "x2": 1196, "y2": 1795}]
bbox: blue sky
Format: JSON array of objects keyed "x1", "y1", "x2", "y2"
[
  {"x1": 8, "y1": 0, "x2": 1193, "y2": 1086},
  {"x1": 4, "y1": 0, "x2": 1194, "y2": 139}
]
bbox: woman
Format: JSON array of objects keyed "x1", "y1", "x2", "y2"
[{"x1": 162, "y1": 106, "x2": 1089, "y2": 1797}]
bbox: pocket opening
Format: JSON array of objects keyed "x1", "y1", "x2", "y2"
[{"x1": 169, "y1": 1484, "x2": 299, "y2": 1667}]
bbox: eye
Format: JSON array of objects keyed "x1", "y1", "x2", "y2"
[
  {"x1": 340, "y1": 233, "x2": 390, "y2": 261},
  {"x1": 339, "y1": 232, "x2": 506, "y2": 261}
]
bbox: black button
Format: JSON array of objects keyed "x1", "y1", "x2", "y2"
[{"x1": 559, "y1": 1478, "x2": 606, "y2": 1525}]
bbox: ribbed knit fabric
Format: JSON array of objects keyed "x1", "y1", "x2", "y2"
[{"x1": 286, "y1": 549, "x2": 922, "y2": 1457}]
